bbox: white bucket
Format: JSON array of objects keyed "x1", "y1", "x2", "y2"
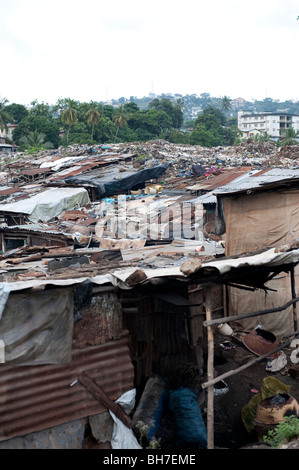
[{"x1": 217, "y1": 323, "x2": 233, "y2": 336}]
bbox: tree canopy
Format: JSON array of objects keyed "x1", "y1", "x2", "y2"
[
  {"x1": 0, "y1": 97, "x2": 13, "y2": 132},
  {"x1": 5, "y1": 93, "x2": 299, "y2": 150}
]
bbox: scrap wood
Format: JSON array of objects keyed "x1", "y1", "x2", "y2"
[
  {"x1": 78, "y1": 371, "x2": 132, "y2": 428},
  {"x1": 43, "y1": 260, "x2": 140, "y2": 279},
  {"x1": 125, "y1": 269, "x2": 147, "y2": 286},
  {"x1": 5, "y1": 253, "x2": 42, "y2": 264}
]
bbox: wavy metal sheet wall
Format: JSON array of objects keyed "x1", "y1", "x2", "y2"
[{"x1": 0, "y1": 332, "x2": 134, "y2": 442}]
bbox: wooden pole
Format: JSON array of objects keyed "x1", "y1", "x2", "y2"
[
  {"x1": 78, "y1": 372, "x2": 132, "y2": 428},
  {"x1": 145, "y1": 298, "x2": 154, "y2": 378},
  {"x1": 203, "y1": 296, "x2": 299, "y2": 327},
  {"x1": 201, "y1": 337, "x2": 295, "y2": 390},
  {"x1": 290, "y1": 266, "x2": 298, "y2": 334},
  {"x1": 205, "y1": 290, "x2": 214, "y2": 450}
]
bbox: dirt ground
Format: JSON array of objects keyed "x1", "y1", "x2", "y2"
[
  {"x1": 154, "y1": 332, "x2": 299, "y2": 450},
  {"x1": 211, "y1": 333, "x2": 299, "y2": 449}
]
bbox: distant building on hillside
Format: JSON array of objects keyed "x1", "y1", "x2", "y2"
[
  {"x1": 238, "y1": 110, "x2": 299, "y2": 141},
  {"x1": 0, "y1": 124, "x2": 18, "y2": 143},
  {"x1": 230, "y1": 97, "x2": 247, "y2": 109},
  {"x1": 190, "y1": 106, "x2": 202, "y2": 119}
]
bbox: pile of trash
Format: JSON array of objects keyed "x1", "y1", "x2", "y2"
[
  {"x1": 113, "y1": 139, "x2": 299, "y2": 170},
  {"x1": 2, "y1": 139, "x2": 299, "y2": 177}
]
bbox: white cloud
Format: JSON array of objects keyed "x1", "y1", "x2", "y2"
[{"x1": 1, "y1": 0, "x2": 299, "y2": 105}]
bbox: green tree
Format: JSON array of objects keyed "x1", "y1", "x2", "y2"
[
  {"x1": 123, "y1": 102, "x2": 140, "y2": 113},
  {"x1": 126, "y1": 108, "x2": 172, "y2": 140},
  {"x1": 190, "y1": 124, "x2": 222, "y2": 147},
  {"x1": 258, "y1": 131, "x2": 272, "y2": 143},
  {"x1": 168, "y1": 129, "x2": 190, "y2": 144},
  {"x1": 5, "y1": 103, "x2": 28, "y2": 123},
  {"x1": 149, "y1": 97, "x2": 183, "y2": 129},
  {"x1": 19, "y1": 130, "x2": 53, "y2": 151},
  {"x1": 95, "y1": 117, "x2": 116, "y2": 143},
  {"x1": 113, "y1": 105, "x2": 128, "y2": 142},
  {"x1": 195, "y1": 106, "x2": 226, "y2": 128},
  {"x1": 220, "y1": 96, "x2": 232, "y2": 112},
  {"x1": 29, "y1": 100, "x2": 52, "y2": 118},
  {"x1": 0, "y1": 97, "x2": 13, "y2": 133},
  {"x1": 85, "y1": 107, "x2": 102, "y2": 139},
  {"x1": 280, "y1": 126, "x2": 299, "y2": 146},
  {"x1": 175, "y1": 98, "x2": 185, "y2": 127},
  {"x1": 61, "y1": 100, "x2": 80, "y2": 144},
  {"x1": 13, "y1": 115, "x2": 60, "y2": 148}
]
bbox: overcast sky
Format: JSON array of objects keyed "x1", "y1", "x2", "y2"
[{"x1": 1, "y1": 0, "x2": 299, "y2": 106}]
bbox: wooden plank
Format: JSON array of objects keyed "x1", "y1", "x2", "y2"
[{"x1": 205, "y1": 289, "x2": 214, "y2": 450}]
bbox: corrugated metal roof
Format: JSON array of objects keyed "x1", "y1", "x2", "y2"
[
  {"x1": 186, "y1": 169, "x2": 251, "y2": 192},
  {"x1": 21, "y1": 168, "x2": 52, "y2": 176},
  {"x1": 187, "y1": 192, "x2": 217, "y2": 204},
  {"x1": 0, "y1": 332, "x2": 134, "y2": 441},
  {"x1": 0, "y1": 187, "x2": 22, "y2": 196},
  {"x1": 213, "y1": 169, "x2": 299, "y2": 195}
]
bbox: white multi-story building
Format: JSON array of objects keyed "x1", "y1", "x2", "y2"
[{"x1": 238, "y1": 110, "x2": 299, "y2": 141}]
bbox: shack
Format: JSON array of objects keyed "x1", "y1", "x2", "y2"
[
  {"x1": 213, "y1": 168, "x2": 299, "y2": 339},
  {"x1": 0, "y1": 244, "x2": 298, "y2": 449},
  {"x1": 0, "y1": 144, "x2": 298, "y2": 449}
]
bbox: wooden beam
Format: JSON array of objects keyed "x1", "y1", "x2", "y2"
[
  {"x1": 203, "y1": 296, "x2": 299, "y2": 327},
  {"x1": 78, "y1": 371, "x2": 131, "y2": 428},
  {"x1": 205, "y1": 290, "x2": 214, "y2": 450},
  {"x1": 201, "y1": 337, "x2": 295, "y2": 390},
  {"x1": 290, "y1": 266, "x2": 298, "y2": 333}
]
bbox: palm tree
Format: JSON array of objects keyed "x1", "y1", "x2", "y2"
[
  {"x1": 176, "y1": 98, "x2": 185, "y2": 113},
  {"x1": 113, "y1": 105, "x2": 128, "y2": 142},
  {"x1": 259, "y1": 131, "x2": 271, "y2": 143},
  {"x1": 85, "y1": 107, "x2": 102, "y2": 139},
  {"x1": 0, "y1": 97, "x2": 13, "y2": 133},
  {"x1": 61, "y1": 100, "x2": 79, "y2": 144},
  {"x1": 280, "y1": 126, "x2": 298, "y2": 146},
  {"x1": 220, "y1": 96, "x2": 232, "y2": 112},
  {"x1": 175, "y1": 98, "x2": 185, "y2": 128},
  {"x1": 19, "y1": 130, "x2": 53, "y2": 149}
]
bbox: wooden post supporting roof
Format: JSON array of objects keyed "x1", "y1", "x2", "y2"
[
  {"x1": 204, "y1": 288, "x2": 214, "y2": 449},
  {"x1": 290, "y1": 266, "x2": 298, "y2": 334}
]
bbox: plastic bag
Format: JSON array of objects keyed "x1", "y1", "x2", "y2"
[
  {"x1": 168, "y1": 387, "x2": 207, "y2": 448},
  {"x1": 241, "y1": 376, "x2": 290, "y2": 432},
  {"x1": 109, "y1": 389, "x2": 141, "y2": 449}
]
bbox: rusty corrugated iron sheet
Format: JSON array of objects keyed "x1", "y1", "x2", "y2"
[
  {"x1": 21, "y1": 168, "x2": 52, "y2": 176},
  {"x1": 47, "y1": 154, "x2": 136, "y2": 181},
  {"x1": 73, "y1": 293, "x2": 123, "y2": 347},
  {"x1": 0, "y1": 187, "x2": 22, "y2": 196},
  {"x1": 0, "y1": 332, "x2": 134, "y2": 442},
  {"x1": 51, "y1": 163, "x2": 101, "y2": 179},
  {"x1": 191, "y1": 169, "x2": 251, "y2": 191},
  {"x1": 59, "y1": 209, "x2": 89, "y2": 221}
]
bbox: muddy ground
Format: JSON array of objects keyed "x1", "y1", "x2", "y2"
[{"x1": 154, "y1": 333, "x2": 299, "y2": 450}]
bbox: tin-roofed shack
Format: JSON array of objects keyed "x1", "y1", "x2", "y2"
[
  {"x1": 213, "y1": 169, "x2": 299, "y2": 337},
  {"x1": 0, "y1": 244, "x2": 298, "y2": 449},
  {"x1": 0, "y1": 143, "x2": 299, "y2": 449}
]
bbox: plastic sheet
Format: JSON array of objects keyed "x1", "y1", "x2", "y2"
[
  {"x1": 109, "y1": 389, "x2": 141, "y2": 449},
  {"x1": 168, "y1": 387, "x2": 207, "y2": 447},
  {"x1": 0, "y1": 283, "x2": 10, "y2": 320},
  {"x1": 0, "y1": 288, "x2": 74, "y2": 366},
  {"x1": 241, "y1": 376, "x2": 290, "y2": 432},
  {"x1": 64, "y1": 163, "x2": 171, "y2": 198},
  {"x1": 0, "y1": 187, "x2": 90, "y2": 224}
]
